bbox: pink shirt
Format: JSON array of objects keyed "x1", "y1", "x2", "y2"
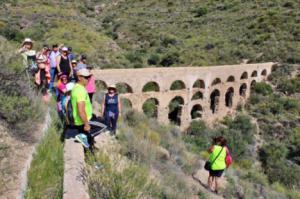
[
  {"x1": 57, "y1": 81, "x2": 67, "y2": 93},
  {"x1": 86, "y1": 75, "x2": 96, "y2": 93}
]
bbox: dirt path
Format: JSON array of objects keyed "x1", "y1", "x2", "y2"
[{"x1": 0, "y1": 109, "x2": 50, "y2": 199}]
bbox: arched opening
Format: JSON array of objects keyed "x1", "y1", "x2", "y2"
[
  {"x1": 227, "y1": 76, "x2": 235, "y2": 82},
  {"x1": 211, "y1": 78, "x2": 221, "y2": 86},
  {"x1": 142, "y1": 98, "x2": 159, "y2": 118},
  {"x1": 251, "y1": 80, "x2": 256, "y2": 90},
  {"x1": 168, "y1": 96, "x2": 184, "y2": 126},
  {"x1": 210, "y1": 89, "x2": 220, "y2": 114},
  {"x1": 120, "y1": 98, "x2": 132, "y2": 114},
  {"x1": 95, "y1": 80, "x2": 107, "y2": 91},
  {"x1": 261, "y1": 69, "x2": 267, "y2": 76},
  {"x1": 251, "y1": 71, "x2": 258, "y2": 77},
  {"x1": 241, "y1": 72, "x2": 248, "y2": 80},
  {"x1": 239, "y1": 83, "x2": 247, "y2": 97},
  {"x1": 142, "y1": 81, "x2": 160, "y2": 92},
  {"x1": 116, "y1": 82, "x2": 133, "y2": 93},
  {"x1": 193, "y1": 79, "x2": 205, "y2": 89},
  {"x1": 191, "y1": 104, "x2": 203, "y2": 119},
  {"x1": 225, "y1": 87, "x2": 234, "y2": 108},
  {"x1": 191, "y1": 91, "x2": 203, "y2": 100},
  {"x1": 170, "y1": 80, "x2": 186, "y2": 90}
]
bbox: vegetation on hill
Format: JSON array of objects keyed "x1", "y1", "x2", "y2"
[
  {"x1": 87, "y1": 110, "x2": 207, "y2": 198},
  {"x1": 1, "y1": 0, "x2": 300, "y2": 199},
  {"x1": 0, "y1": 36, "x2": 45, "y2": 141},
  {"x1": 1, "y1": 0, "x2": 299, "y2": 68},
  {"x1": 25, "y1": 109, "x2": 64, "y2": 199}
]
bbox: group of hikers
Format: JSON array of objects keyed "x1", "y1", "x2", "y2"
[
  {"x1": 19, "y1": 38, "x2": 231, "y2": 194},
  {"x1": 19, "y1": 38, "x2": 121, "y2": 150}
]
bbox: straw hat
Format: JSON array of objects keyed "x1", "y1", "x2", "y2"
[{"x1": 108, "y1": 84, "x2": 117, "y2": 90}]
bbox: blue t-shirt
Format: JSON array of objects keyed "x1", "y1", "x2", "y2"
[{"x1": 104, "y1": 94, "x2": 119, "y2": 115}]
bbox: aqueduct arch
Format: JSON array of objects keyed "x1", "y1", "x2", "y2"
[{"x1": 92, "y1": 62, "x2": 274, "y2": 129}]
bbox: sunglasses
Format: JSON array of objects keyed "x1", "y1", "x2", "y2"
[{"x1": 80, "y1": 75, "x2": 91, "y2": 80}]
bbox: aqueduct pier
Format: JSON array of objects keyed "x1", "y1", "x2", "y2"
[{"x1": 92, "y1": 62, "x2": 274, "y2": 129}]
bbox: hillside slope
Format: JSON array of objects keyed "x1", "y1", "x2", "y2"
[{"x1": 0, "y1": 0, "x2": 299, "y2": 68}]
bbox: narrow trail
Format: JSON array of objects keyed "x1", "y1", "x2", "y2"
[
  {"x1": 191, "y1": 160, "x2": 226, "y2": 199},
  {"x1": 0, "y1": 108, "x2": 50, "y2": 199}
]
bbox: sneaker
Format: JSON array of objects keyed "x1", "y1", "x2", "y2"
[{"x1": 75, "y1": 133, "x2": 90, "y2": 148}]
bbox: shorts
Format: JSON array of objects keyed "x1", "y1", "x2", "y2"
[{"x1": 209, "y1": 169, "x2": 224, "y2": 177}]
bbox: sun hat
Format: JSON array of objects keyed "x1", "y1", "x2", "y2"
[
  {"x1": 62, "y1": 47, "x2": 68, "y2": 51},
  {"x1": 23, "y1": 38, "x2": 33, "y2": 43},
  {"x1": 77, "y1": 68, "x2": 91, "y2": 77},
  {"x1": 108, "y1": 84, "x2": 117, "y2": 90},
  {"x1": 71, "y1": 59, "x2": 77, "y2": 64},
  {"x1": 22, "y1": 38, "x2": 33, "y2": 46},
  {"x1": 66, "y1": 82, "x2": 75, "y2": 92}
]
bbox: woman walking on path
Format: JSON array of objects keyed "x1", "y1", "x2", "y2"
[
  {"x1": 56, "y1": 47, "x2": 73, "y2": 78},
  {"x1": 206, "y1": 136, "x2": 230, "y2": 194},
  {"x1": 102, "y1": 85, "x2": 121, "y2": 135}
]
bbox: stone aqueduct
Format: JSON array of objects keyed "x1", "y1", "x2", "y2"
[{"x1": 92, "y1": 62, "x2": 274, "y2": 129}]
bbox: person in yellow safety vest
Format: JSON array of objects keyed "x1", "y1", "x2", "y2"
[{"x1": 207, "y1": 136, "x2": 229, "y2": 194}]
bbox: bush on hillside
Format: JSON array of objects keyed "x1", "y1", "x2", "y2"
[
  {"x1": 87, "y1": 153, "x2": 154, "y2": 199},
  {"x1": 193, "y1": 7, "x2": 208, "y2": 17},
  {"x1": 160, "y1": 52, "x2": 181, "y2": 67},
  {"x1": 277, "y1": 77, "x2": 300, "y2": 95},
  {"x1": 0, "y1": 41, "x2": 45, "y2": 142},
  {"x1": 253, "y1": 82, "x2": 273, "y2": 96}
]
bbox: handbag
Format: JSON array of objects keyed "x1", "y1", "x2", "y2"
[
  {"x1": 204, "y1": 147, "x2": 224, "y2": 171},
  {"x1": 225, "y1": 147, "x2": 232, "y2": 168}
]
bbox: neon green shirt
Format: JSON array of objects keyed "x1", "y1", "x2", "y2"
[
  {"x1": 209, "y1": 145, "x2": 226, "y2": 170},
  {"x1": 71, "y1": 83, "x2": 92, "y2": 126}
]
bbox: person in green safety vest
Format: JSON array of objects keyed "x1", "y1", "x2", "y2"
[{"x1": 207, "y1": 136, "x2": 229, "y2": 194}]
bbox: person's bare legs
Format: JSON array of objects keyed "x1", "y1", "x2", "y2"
[
  {"x1": 207, "y1": 174, "x2": 212, "y2": 190},
  {"x1": 214, "y1": 177, "x2": 219, "y2": 193}
]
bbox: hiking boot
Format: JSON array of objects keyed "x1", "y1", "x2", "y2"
[{"x1": 75, "y1": 133, "x2": 90, "y2": 148}]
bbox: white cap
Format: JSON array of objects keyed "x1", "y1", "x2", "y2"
[
  {"x1": 23, "y1": 38, "x2": 33, "y2": 43},
  {"x1": 66, "y1": 82, "x2": 75, "y2": 92},
  {"x1": 62, "y1": 47, "x2": 68, "y2": 51},
  {"x1": 108, "y1": 84, "x2": 117, "y2": 90},
  {"x1": 77, "y1": 68, "x2": 91, "y2": 77}
]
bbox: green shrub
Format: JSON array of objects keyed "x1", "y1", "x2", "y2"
[
  {"x1": 160, "y1": 52, "x2": 180, "y2": 67},
  {"x1": 253, "y1": 82, "x2": 273, "y2": 96},
  {"x1": 187, "y1": 120, "x2": 207, "y2": 136},
  {"x1": 142, "y1": 99, "x2": 158, "y2": 118},
  {"x1": 147, "y1": 53, "x2": 160, "y2": 65},
  {"x1": 277, "y1": 78, "x2": 300, "y2": 95},
  {"x1": 87, "y1": 152, "x2": 152, "y2": 199},
  {"x1": 25, "y1": 111, "x2": 64, "y2": 199},
  {"x1": 193, "y1": 7, "x2": 208, "y2": 17}
]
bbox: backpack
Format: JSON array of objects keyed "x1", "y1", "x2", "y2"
[
  {"x1": 65, "y1": 98, "x2": 74, "y2": 126},
  {"x1": 225, "y1": 147, "x2": 232, "y2": 168}
]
